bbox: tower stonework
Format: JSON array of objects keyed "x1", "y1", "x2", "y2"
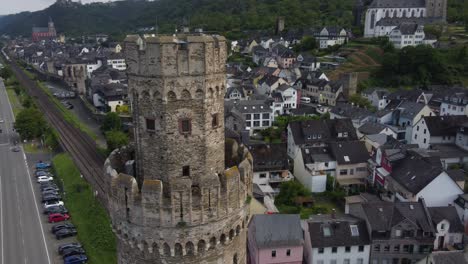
[
  {"x1": 426, "y1": 0, "x2": 447, "y2": 20},
  {"x1": 104, "y1": 34, "x2": 253, "y2": 264}
]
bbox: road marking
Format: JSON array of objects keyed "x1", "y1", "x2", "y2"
[{"x1": 0, "y1": 79, "x2": 52, "y2": 264}]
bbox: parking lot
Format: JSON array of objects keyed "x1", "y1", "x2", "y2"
[{"x1": 26, "y1": 153, "x2": 88, "y2": 264}]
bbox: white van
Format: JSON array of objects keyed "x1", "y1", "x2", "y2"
[{"x1": 300, "y1": 97, "x2": 311, "y2": 104}]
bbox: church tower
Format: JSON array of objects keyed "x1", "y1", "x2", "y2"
[
  {"x1": 104, "y1": 33, "x2": 253, "y2": 264},
  {"x1": 426, "y1": 0, "x2": 447, "y2": 20},
  {"x1": 48, "y1": 17, "x2": 57, "y2": 36}
]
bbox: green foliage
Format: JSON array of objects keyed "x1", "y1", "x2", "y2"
[
  {"x1": 52, "y1": 153, "x2": 116, "y2": 264},
  {"x1": 294, "y1": 36, "x2": 317, "y2": 52},
  {"x1": 14, "y1": 107, "x2": 48, "y2": 140},
  {"x1": 101, "y1": 112, "x2": 122, "y2": 132},
  {"x1": 261, "y1": 115, "x2": 320, "y2": 142},
  {"x1": 44, "y1": 128, "x2": 60, "y2": 151},
  {"x1": 105, "y1": 130, "x2": 129, "y2": 153},
  {"x1": 375, "y1": 45, "x2": 466, "y2": 87},
  {"x1": 424, "y1": 24, "x2": 444, "y2": 39},
  {"x1": 0, "y1": 0, "x2": 356, "y2": 37},
  {"x1": 275, "y1": 180, "x2": 311, "y2": 207},
  {"x1": 348, "y1": 94, "x2": 376, "y2": 111},
  {"x1": 0, "y1": 66, "x2": 12, "y2": 82}
]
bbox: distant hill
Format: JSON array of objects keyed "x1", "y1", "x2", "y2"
[
  {"x1": 0, "y1": 0, "x2": 465, "y2": 39},
  {"x1": 0, "y1": 0, "x2": 356, "y2": 38}
]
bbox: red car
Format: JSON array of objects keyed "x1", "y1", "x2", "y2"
[{"x1": 48, "y1": 213, "x2": 70, "y2": 223}]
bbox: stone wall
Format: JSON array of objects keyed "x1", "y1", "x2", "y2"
[{"x1": 104, "y1": 34, "x2": 253, "y2": 264}]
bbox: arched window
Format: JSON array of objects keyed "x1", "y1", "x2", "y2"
[
  {"x1": 209, "y1": 237, "x2": 217, "y2": 249},
  {"x1": 220, "y1": 234, "x2": 227, "y2": 244},
  {"x1": 197, "y1": 240, "x2": 206, "y2": 254},
  {"x1": 174, "y1": 243, "x2": 183, "y2": 256},
  {"x1": 163, "y1": 243, "x2": 171, "y2": 256},
  {"x1": 185, "y1": 242, "x2": 194, "y2": 255},
  {"x1": 167, "y1": 91, "x2": 177, "y2": 101},
  {"x1": 229, "y1": 229, "x2": 235, "y2": 240},
  {"x1": 233, "y1": 253, "x2": 238, "y2": 264},
  {"x1": 236, "y1": 225, "x2": 241, "y2": 236}
]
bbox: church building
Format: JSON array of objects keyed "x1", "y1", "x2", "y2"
[
  {"x1": 32, "y1": 17, "x2": 57, "y2": 42},
  {"x1": 364, "y1": 0, "x2": 446, "y2": 38}
]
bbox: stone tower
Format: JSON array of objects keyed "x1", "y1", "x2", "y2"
[
  {"x1": 104, "y1": 34, "x2": 253, "y2": 264},
  {"x1": 48, "y1": 17, "x2": 57, "y2": 36},
  {"x1": 426, "y1": 0, "x2": 447, "y2": 20}
]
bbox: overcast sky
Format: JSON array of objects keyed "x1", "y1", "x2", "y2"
[{"x1": 1, "y1": 0, "x2": 115, "y2": 15}]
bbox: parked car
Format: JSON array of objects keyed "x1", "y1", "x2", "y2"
[
  {"x1": 62, "y1": 247, "x2": 85, "y2": 258},
  {"x1": 63, "y1": 254, "x2": 87, "y2": 264},
  {"x1": 40, "y1": 182, "x2": 58, "y2": 188},
  {"x1": 42, "y1": 190, "x2": 59, "y2": 196},
  {"x1": 37, "y1": 176, "x2": 53, "y2": 183},
  {"x1": 35, "y1": 170, "x2": 52, "y2": 177},
  {"x1": 44, "y1": 205, "x2": 68, "y2": 215},
  {"x1": 44, "y1": 200, "x2": 64, "y2": 209},
  {"x1": 11, "y1": 146, "x2": 20, "y2": 152},
  {"x1": 52, "y1": 223, "x2": 75, "y2": 234},
  {"x1": 58, "y1": 243, "x2": 82, "y2": 255},
  {"x1": 0, "y1": 119, "x2": 4, "y2": 123},
  {"x1": 55, "y1": 227, "x2": 77, "y2": 240},
  {"x1": 42, "y1": 195, "x2": 61, "y2": 203},
  {"x1": 36, "y1": 162, "x2": 51, "y2": 170},
  {"x1": 41, "y1": 186, "x2": 60, "y2": 193},
  {"x1": 48, "y1": 213, "x2": 70, "y2": 223}
]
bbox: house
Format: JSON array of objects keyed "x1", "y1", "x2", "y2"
[
  {"x1": 427, "y1": 206, "x2": 464, "y2": 250},
  {"x1": 417, "y1": 251, "x2": 468, "y2": 264},
  {"x1": 312, "y1": 27, "x2": 349, "y2": 49},
  {"x1": 250, "y1": 143, "x2": 293, "y2": 198},
  {"x1": 257, "y1": 75, "x2": 287, "y2": 95},
  {"x1": 106, "y1": 52, "x2": 126, "y2": 71},
  {"x1": 454, "y1": 193, "x2": 468, "y2": 234},
  {"x1": 91, "y1": 82, "x2": 128, "y2": 112},
  {"x1": 225, "y1": 86, "x2": 245, "y2": 101},
  {"x1": 362, "y1": 88, "x2": 390, "y2": 110},
  {"x1": 272, "y1": 45, "x2": 296, "y2": 69},
  {"x1": 298, "y1": 78, "x2": 344, "y2": 106},
  {"x1": 329, "y1": 141, "x2": 370, "y2": 189},
  {"x1": 293, "y1": 147, "x2": 335, "y2": 193},
  {"x1": 252, "y1": 46, "x2": 269, "y2": 65},
  {"x1": 357, "y1": 122, "x2": 398, "y2": 139},
  {"x1": 330, "y1": 103, "x2": 375, "y2": 128},
  {"x1": 287, "y1": 118, "x2": 357, "y2": 158},
  {"x1": 248, "y1": 214, "x2": 303, "y2": 264},
  {"x1": 302, "y1": 214, "x2": 371, "y2": 264},
  {"x1": 348, "y1": 200, "x2": 435, "y2": 264},
  {"x1": 296, "y1": 54, "x2": 320, "y2": 72},
  {"x1": 440, "y1": 92, "x2": 468, "y2": 116},
  {"x1": 393, "y1": 101, "x2": 434, "y2": 143},
  {"x1": 273, "y1": 84, "x2": 298, "y2": 115},
  {"x1": 384, "y1": 151, "x2": 464, "y2": 207},
  {"x1": 389, "y1": 23, "x2": 428, "y2": 49},
  {"x1": 411, "y1": 115, "x2": 468, "y2": 149},
  {"x1": 224, "y1": 100, "x2": 273, "y2": 133}
]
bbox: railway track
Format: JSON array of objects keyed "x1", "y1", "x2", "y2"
[{"x1": 8, "y1": 58, "x2": 108, "y2": 207}]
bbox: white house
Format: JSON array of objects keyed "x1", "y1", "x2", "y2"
[
  {"x1": 107, "y1": 53, "x2": 126, "y2": 71},
  {"x1": 313, "y1": 27, "x2": 348, "y2": 49},
  {"x1": 428, "y1": 206, "x2": 464, "y2": 250},
  {"x1": 302, "y1": 215, "x2": 371, "y2": 264},
  {"x1": 411, "y1": 115, "x2": 468, "y2": 149},
  {"x1": 388, "y1": 23, "x2": 426, "y2": 49},
  {"x1": 292, "y1": 147, "x2": 333, "y2": 193},
  {"x1": 361, "y1": 88, "x2": 390, "y2": 110},
  {"x1": 386, "y1": 152, "x2": 464, "y2": 207},
  {"x1": 86, "y1": 59, "x2": 103, "y2": 78},
  {"x1": 273, "y1": 84, "x2": 298, "y2": 115},
  {"x1": 440, "y1": 92, "x2": 468, "y2": 116}
]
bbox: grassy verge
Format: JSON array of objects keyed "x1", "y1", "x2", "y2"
[
  {"x1": 6, "y1": 88, "x2": 22, "y2": 116},
  {"x1": 52, "y1": 153, "x2": 116, "y2": 264},
  {"x1": 35, "y1": 81, "x2": 98, "y2": 141}
]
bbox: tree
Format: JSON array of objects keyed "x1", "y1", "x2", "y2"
[
  {"x1": 348, "y1": 94, "x2": 375, "y2": 111},
  {"x1": 14, "y1": 108, "x2": 48, "y2": 140},
  {"x1": 0, "y1": 66, "x2": 13, "y2": 82},
  {"x1": 101, "y1": 112, "x2": 122, "y2": 132},
  {"x1": 105, "y1": 130, "x2": 129, "y2": 152},
  {"x1": 275, "y1": 180, "x2": 311, "y2": 207}
]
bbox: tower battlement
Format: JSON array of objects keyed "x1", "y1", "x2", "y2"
[{"x1": 124, "y1": 34, "x2": 227, "y2": 77}]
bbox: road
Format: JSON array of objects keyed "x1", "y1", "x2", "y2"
[{"x1": 0, "y1": 79, "x2": 52, "y2": 264}]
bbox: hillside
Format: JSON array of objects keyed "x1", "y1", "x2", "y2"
[{"x1": 0, "y1": 0, "x2": 356, "y2": 37}]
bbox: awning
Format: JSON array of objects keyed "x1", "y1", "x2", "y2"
[{"x1": 376, "y1": 167, "x2": 390, "y2": 177}]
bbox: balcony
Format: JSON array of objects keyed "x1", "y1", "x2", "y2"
[{"x1": 269, "y1": 171, "x2": 294, "y2": 183}]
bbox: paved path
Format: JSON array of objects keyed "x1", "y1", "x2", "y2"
[{"x1": 0, "y1": 79, "x2": 52, "y2": 264}]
